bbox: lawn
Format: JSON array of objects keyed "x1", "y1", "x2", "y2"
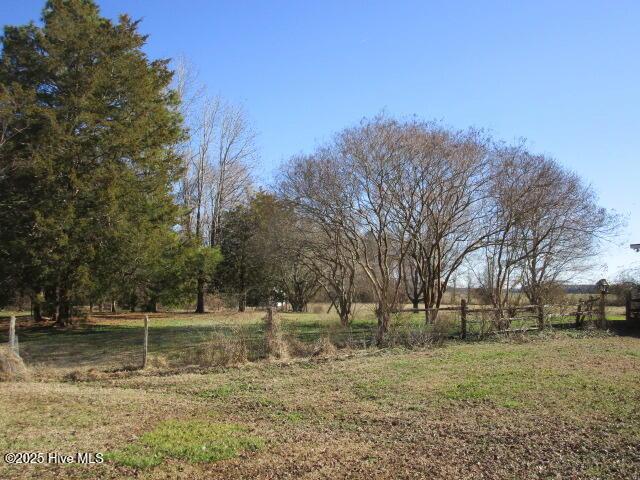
[{"x1": 0, "y1": 321, "x2": 639, "y2": 479}]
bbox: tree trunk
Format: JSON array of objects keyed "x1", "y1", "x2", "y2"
[
  {"x1": 238, "y1": 291, "x2": 247, "y2": 312},
  {"x1": 422, "y1": 283, "x2": 431, "y2": 324},
  {"x1": 195, "y1": 276, "x2": 205, "y2": 313},
  {"x1": 52, "y1": 287, "x2": 60, "y2": 324},
  {"x1": 145, "y1": 299, "x2": 158, "y2": 313},
  {"x1": 338, "y1": 298, "x2": 352, "y2": 326},
  {"x1": 33, "y1": 297, "x2": 43, "y2": 322},
  {"x1": 375, "y1": 304, "x2": 390, "y2": 346},
  {"x1": 129, "y1": 292, "x2": 137, "y2": 312},
  {"x1": 536, "y1": 303, "x2": 544, "y2": 330},
  {"x1": 56, "y1": 288, "x2": 71, "y2": 327},
  {"x1": 111, "y1": 299, "x2": 117, "y2": 313}
]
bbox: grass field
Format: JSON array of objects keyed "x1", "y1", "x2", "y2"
[{"x1": 0, "y1": 307, "x2": 638, "y2": 479}]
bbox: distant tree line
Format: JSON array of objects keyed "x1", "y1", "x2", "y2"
[{"x1": 0, "y1": 1, "x2": 619, "y2": 342}]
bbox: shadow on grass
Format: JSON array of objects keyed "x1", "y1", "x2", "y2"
[{"x1": 607, "y1": 319, "x2": 640, "y2": 338}]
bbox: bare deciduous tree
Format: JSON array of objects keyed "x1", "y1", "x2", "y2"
[
  {"x1": 299, "y1": 222, "x2": 358, "y2": 325},
  {"x1": 282, "y1": 118, "x2": 413, "y2": 344},
  {"x1": 478, "y1": 147, "x2": 619, "y2": 327},
  {"x1": 209, "y1": 101, "x2": 255, "y2": 248},
  {"x1": 517, "y1": 159, "x2": 617, "y2": 324},
  {"x1": 282, "y1": 115, "x2": 619, "y2": 339},
  {"x1": 393, "y1": 125, "x2": 495, "y2": 322},
  {"x1": 173, "y1": 59, "x2": 255, "y2": 312}
]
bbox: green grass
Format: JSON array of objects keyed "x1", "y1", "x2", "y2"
[
  {"x1": 0, "y1": 310, "x2": 30, "y2": 318},
  {"x1": 106, "y1": 420, "x2": 264, "y2": 468}
]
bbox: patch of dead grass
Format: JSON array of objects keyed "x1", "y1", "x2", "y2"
[{"x1": 0, "y1": 345, "x2": 29, "y2": 382}]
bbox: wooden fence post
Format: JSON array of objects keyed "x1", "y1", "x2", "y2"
[
  {"x1": 598, "y1": 292, "x2": 607, "y2": 329},
  {"x1": 460, "y1": 299, "x2": 467, "y2": 339},
  {"x1": 626, "y1": 291, "x2": 631, "y2": 322},
  {"x1": 575, "y1": 300, "x2": 583, "y2": 328},
  {"x1": 9, "y1": 315, "x2": 18, "y2": 355},
  {"x1": 536, "y1": 303, "x2": 544, "y2": 330},
  {"x1": 142, "y1": 315, "x2": 149, "y2": 369}
]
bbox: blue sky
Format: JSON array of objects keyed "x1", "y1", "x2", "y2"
[{"x1": 2, "y1": 0, "x2": 638, "y2": 279}]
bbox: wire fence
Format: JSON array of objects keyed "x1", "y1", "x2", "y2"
[{"x1": 0, "y1": 298, "x2": 612, "y2": 372}]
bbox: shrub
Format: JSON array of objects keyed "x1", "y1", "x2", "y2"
[{"x1": 286, "y1": 336, "x2": 314, "y2": 357}]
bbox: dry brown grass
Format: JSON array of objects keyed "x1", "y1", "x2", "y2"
[
  {"x1": 0, "y1": 345, "x2": 29, "y2": 381},
  {"x1": 63, "y1": 367, "x2": 109, "y2": 382},
  {"x1": 145, "y1": 354, "x2": 170, "y2": 369},
  {"x1": 173, "y1": 331, "x2": 249, "y2": 367},
  {"x1": 311, "y1": 336, "x2": 337, "y2": 357},
  {"x1": 286, "y1": 335, "x2": 337, "y2": 358}
]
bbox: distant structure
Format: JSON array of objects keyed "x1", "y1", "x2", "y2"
[{"x1": 632, "y1": 244, "x2": 640, "y2": 252}]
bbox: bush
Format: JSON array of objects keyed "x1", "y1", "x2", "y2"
[{"x1": 286, "y1": 336, "x2": 315, "y2": 357}]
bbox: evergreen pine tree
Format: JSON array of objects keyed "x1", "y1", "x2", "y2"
[{"x1": 0, "y1": 0, "x2": 184, "y2": 324}]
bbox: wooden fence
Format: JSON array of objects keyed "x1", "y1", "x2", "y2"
[
  {"x1": 393, "y1": 295, "x2": 609, "y2": 339},
  {"x1": 626, "y1": 288, "x2": 640, "y2": 322}
]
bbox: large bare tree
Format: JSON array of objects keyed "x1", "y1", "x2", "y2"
[
  {"x1": 282, "y1": 118, "x2": 414, "y2": 344},
  {"x1": 395, "y1": 126, "x2": 495, "y2": 322},
  {"x1": 478, "y1": 147, "x2": 619, "y2": 327},
  {"x1": 516, "y1": 159, "x2": 617, "y2": 321},
  {"x1": 282, "y1": 115, "x2": 618, "y2": 339}
]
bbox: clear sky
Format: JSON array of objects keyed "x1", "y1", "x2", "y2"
[{"x1": 2, "y1": 0, "x2": 638, "y2": 280}]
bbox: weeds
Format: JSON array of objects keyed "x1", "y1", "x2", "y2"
[{"x1": 172, "y1": 328, "x2": 249, "y2": 367}]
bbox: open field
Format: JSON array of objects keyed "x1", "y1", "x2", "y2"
[{"x1": 0, "y1": 329, "x2": 639, "y2": 479}]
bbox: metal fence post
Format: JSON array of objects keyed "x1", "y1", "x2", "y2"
[
  {"x1": 8, "y1": 315, "x2": 18, "y2": 355},
  {"x1": 460, "y1": 299, "x2": 467, "y2": 339},
  {"x1": 142, "y1": 315, "x2": 149, "y2": 369}
]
